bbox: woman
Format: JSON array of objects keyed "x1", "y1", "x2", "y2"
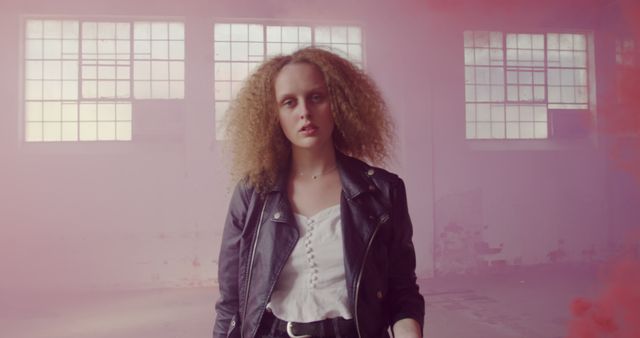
[{"x1": 213, "y1": 47, "x2": 424, "y2": 338}]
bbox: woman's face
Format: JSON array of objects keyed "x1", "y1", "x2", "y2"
[{"x1": 274, "y1": 62, "x2": 335, "y2": 152}]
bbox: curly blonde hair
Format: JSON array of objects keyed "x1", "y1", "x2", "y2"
[{"x1": 225, "y1": 47, "x2": 394, "y2": 193}]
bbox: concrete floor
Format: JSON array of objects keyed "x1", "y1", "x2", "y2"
[{"x1": 1, "y1": 264, "x2": 603, "y2": 338}]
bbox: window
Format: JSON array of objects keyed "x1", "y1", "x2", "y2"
[
  {"x1": 464, "y1": 31, "x2": 591, "y2": 139},
  {"x1": 24, "y1": 19, "x2": 184, "y2": 142},
  {"x1": 132, "y1": 22, "x2": 185, "y2": 99},
  {"x1": 616, "y1": 37, "x2": 636, "y2": 66},
  {"x1": 614, "y1": 37, "x2": 638, "y2": 109},
  {"x1": 213, "y1": 23, "x2": 363, "y2": 140}
]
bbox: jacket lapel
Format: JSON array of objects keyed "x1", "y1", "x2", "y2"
[
  {"x1": 247, "y1": 174, "x2": 299, "y2": 312},
  {"x1": 335, "y1": 152, "x2": 391, "y2": 308}
]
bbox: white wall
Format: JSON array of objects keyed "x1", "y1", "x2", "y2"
[{"x1": 0, "y1": 0, "x2": 637, "y2": 291}]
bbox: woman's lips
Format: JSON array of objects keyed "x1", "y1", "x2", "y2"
[{"x1": 299, "y1": 125, "x2": 318, "y2": 136}]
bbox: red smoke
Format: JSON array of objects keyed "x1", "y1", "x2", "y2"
[
  {"x1": 600, "y1": 0, "x2": 640, "y2": 183},
  {"x1": 564, "y1": 2, "x2": 640, "y2": 337},
  {"x1": 566, "y1": 244, "x2": 640, "y2": 338}
]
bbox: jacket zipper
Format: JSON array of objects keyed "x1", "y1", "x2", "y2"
[
  {"x1": 353, "y1": 213, "x2": 390, "y2": 338},
  {"x1": 241, "y1": 196, "x2": 268, "y2": 338}
]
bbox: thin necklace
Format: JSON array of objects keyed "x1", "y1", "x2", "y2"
[{"x1": 297, "y1": 165, "x2": 338, "y2": 180}]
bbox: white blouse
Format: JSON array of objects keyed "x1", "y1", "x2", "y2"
[{"x1": 267, "y1": 204, "x2": 353, "y2": 322}]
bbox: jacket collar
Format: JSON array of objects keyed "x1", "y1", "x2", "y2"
[{"x1": 269, "y1": 150, "x2": 372, "y2": 200}]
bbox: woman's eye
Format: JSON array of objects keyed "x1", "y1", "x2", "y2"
[
  {"x1": 282, "y1": 99, "x2": 294, "y2": 107},
  {"x1": 311, "y1": 94, "x2": 323, "y2": 102}
]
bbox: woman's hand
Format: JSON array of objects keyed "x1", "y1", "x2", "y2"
[{"x1": 392, "y1": 318, "x2": 422, "y2": 338}]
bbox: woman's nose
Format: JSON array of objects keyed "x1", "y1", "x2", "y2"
[{"x1": 298, "y1": 100, "x2": 311, "y2": 119}]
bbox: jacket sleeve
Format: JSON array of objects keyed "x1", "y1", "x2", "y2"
[
  {"x1": 213, "y1": 182, "x2": 251, "y2": 338},
  {"x1": 387, "y1": 177, "x2": 426, "y2": 330}
]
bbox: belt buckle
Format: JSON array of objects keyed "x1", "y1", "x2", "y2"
[{"x1": 286, "y1": 321, "x2": 312, "y2": 338}]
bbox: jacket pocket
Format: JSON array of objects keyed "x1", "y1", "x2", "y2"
[{"x1": 227, "y1": 313, "x2": 241, "y2": 338}]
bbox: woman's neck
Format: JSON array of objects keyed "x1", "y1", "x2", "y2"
[{"x1": 290, "y1": 145, "x2": 337, "y2": 178}]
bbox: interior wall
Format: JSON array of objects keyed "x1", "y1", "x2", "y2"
[
  {"x1": 424, "y1": 0, "x2": 639, "y2": 274},
  {"x1": 0, "y1": 0, "x2": 435, "y2": 291},
  {"x1": 0, "y1": 0, "x2": 637, "y2": 291}
]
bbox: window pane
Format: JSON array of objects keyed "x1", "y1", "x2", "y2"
[
  {"x1": 43, "y1": 81, "x2": 62, "y2": 99},
  {"x1": 79, "y1": 121, "x2": 97, "y2": 140},
  {"x1": 62, "y1": 81, "x2": 78, "y2": 100},
  {"x1": 116, "y1": 122, "x2": 132, "y2": 140},
  {"x1": 134, "y1": 81, "x2": 150, "y2": 99},
  {"x1": 506, "y1": 122, "x2": 519, "y2": 138},
  {"x1": 231, "y1": 24, "x2": 248, "y2": 41},
  {"x1": 169, "y1": 41, "x2": 184, "y2": 59},
  {"x1": 26, "y1": 40, "x2": 43, "y2": 59},
  {"x1": 61, "y1": 122, "x2": 78, "y2": 141},
  {"x1": 152, "y1": 81, "x2": 169, "y2": 98},
  {"x1": 477, "y1": 103, "x2": 491, "y2": 121},
  {"x1": 476, "y1": 67, "x2": 490, "y2": 84},
  {"x1": 151, "y1": 61, "x2": 169, "y2": 80},
  {"x1": 282, "y1": 26, "x2": 298, "y2": 42},
  {"x1": 26, "y1": 20, "x2": 43, "y2": 39},
  {"x1": 26, "y1": 61, "x2": 43, "y2": 79},
  {"x1": 534, "y1": 122, "x2": 548, "y2": 138},
  {"x1": 491, "y1": 85, "x2": 504, "y2": 101},
  {"x1": 215, "y1": 24, "x2": 231, "y2": 41},
  {"x1": 477, "y1": 122, "x2": 491, "y2": 138},
  {"x1": 134, "y1": 61, "x2": 151, "y2": 80},
  {"x1": 61, "y1": 102, "x2": 77, "y2": 121},
  {"x1": 348, "y1": 27, "x2": 361, "y2": 44},
  {"x1": 43, "y1": 122, "x2": 61, "y2": 141},
  {"x1": 465, "y1": 104, "x2": 476, "y2": 122},
  {"x1": 43, "y1": 20, "x2": 62, "y2": 39},
  {"x1": 231, "y1": 42, "x2": 248, "y2": 61},
  {"x1": 475, "y1": 31, "x2": 490, "y2": 47},
  {"x1": 520, "y1": 122, "x2": 534, "y2": 138},
  {"x1": 169, "y1": 22, "x2": 184, "y2": 40},
  {"x1": 98, "y1": 121, "x2": 116, "y2": 140},
  {"x1": 249, "y1": 24, "x2": 263, "y2": 42},
  {"x1": 466, "y1": 122, "x2": 476, "y2": 138},
  {"x1": 43, "y1": 101, "x2": 61, "y2": 121},
  {"x1": 98, "y1": 81, "x2": 116, "y2": 98},
  {"x1": 476, "y1": 85, "x2": 490, "y2": 101},
  {"x1": 26, "y1": 101, "x2": 43, "y2": 121},
  {"x1": 519, "y1": 105, "x2": 534, "y2": 121},
  {"x1": 151, "y1": 40, "x2": 168, "y2": 59},
  {"x1": 116, "y1": 103, "x2": 132, "y2": 121},
  {"x1": 331, "y1": 27, "x2": 348, "y2": 43},
  {"x1": 43, "y1": 40, "x2": 62, "y2": 58},
  {"x1": 266, "y1": 26, "x2": 281, "y2": 42},
  {"x1": 151, "y1": 22, "x2": 168, "y2": 40},
  {"x1": 169, "y1": 61, "x2": 184, "y2": 80},
  {"x1": 169, "y1": 81, "x2": 184, "y2": 99},
  {"x1": 26, "y1": 122, "x2": 43, "y2": 141},
  {"x1": 475, "y1": 48, "x2": 489, "y2": 65},
  {"x1": 464, "y1": 48, "x2": 475, "y2": 65},
  {"x1": 215, "y1": 62, "x2": 231, "y2": 81},
  {"x1": 315, "y1": 26, "x2": 330, "y2": 43},
  {"x1": 491, "y1": 122, "x2": 505, "y2": 138},
  {"x1": 491, "y1": 104, "x2": 505, "y2": 119}
]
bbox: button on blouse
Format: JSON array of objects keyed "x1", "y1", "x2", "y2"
[{"x1": 267, "y1": 204, "x2": 352, "y2": 322}]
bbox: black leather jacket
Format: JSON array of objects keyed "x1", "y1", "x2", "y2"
[{"x1": 213, "y1": 152, "x2": 425, "y2": 338}]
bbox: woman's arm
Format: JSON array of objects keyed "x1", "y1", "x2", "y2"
[
  {"x1": 392, "y1": 318, "x2": 422, "y2": 338},
  {"x1": 387, "y1": 177, "x2": 426, "y2": 336},
  {"x1": 213, "y1": 183, "x2": 250, "y2": 338}
]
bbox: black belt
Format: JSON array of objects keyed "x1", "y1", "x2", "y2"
[{"x1": 260, "y1": 310, "x2": 356, "y2": 338}]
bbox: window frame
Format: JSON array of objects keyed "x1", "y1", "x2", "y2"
[
  {"x1": 19, "y1": 16, "x2": 186, "y2": 145},
  {"x1": 463, "y1": 29, "x2": 595, "y2": 143},
  {"x1": 212, "y1": 18, "x2": 366, "y2": 141}
]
